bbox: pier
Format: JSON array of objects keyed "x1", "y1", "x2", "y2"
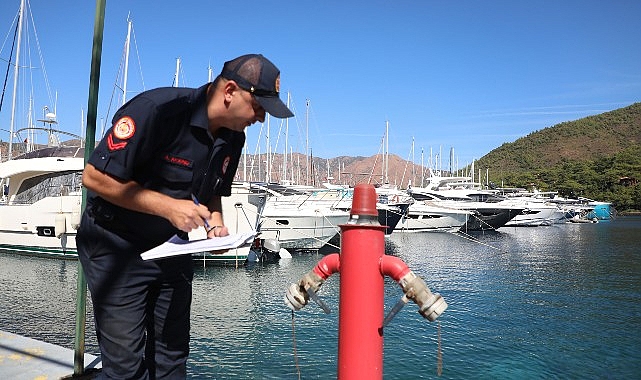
[{"x1": 0, "y1": 330, "x2": 101, "y2": 379}]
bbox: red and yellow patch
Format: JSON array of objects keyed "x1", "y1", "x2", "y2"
[
  {"x1": 113, "y1": 116, "x2": 136, "y2": 140},
  {"x1": 222, "y1": 156, "x2": 231, "y2": 175},
  {"x1": 274, "y1": 75, "x2": 281, "y2": 93}
]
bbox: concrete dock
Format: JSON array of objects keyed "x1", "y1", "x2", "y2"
[{"x1": 0, "y1": 330, "x2": 101, "y2": 379}]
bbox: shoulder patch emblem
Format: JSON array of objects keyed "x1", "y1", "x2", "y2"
[
  {"x1": 222, "y1": 156, "x2": 231, "y2": 175},
  {"x1": 113, "y1": 116, "x2": 136, "y2": 140},
  {"x1": 107, "y1": 134, "x2": 127, "y2": 151}
]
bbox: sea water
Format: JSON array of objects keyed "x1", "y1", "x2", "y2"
[{"x1": 1, "y1": 217, "x2": 640, "y2": 379}]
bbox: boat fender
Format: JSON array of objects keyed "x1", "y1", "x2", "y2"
[
  {"x1": 279, "y1": 248, "x2": 292, "y2": 259},
  {"x1": 70, "y1": 211, "x2": 81, "y2": 230},
  {"x1": 263, "y1": 238, "x2": 281, "y2": 254},
  {"x1": 55, "y1": 214, "x2": 67, "y2": 238}
]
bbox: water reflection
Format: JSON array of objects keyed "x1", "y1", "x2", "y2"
[
  {"x1": 1, "y1": 217, "x2": 640, "y2": 378},
  {"x1": 0, "y1": 253, "x2": 98, "y2": 353}
]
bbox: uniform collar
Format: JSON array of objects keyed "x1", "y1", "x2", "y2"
[{"x1": 189, "y1": 83, "x2": 211, "y2": 132}]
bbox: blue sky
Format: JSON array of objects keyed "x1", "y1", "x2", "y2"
[{"x1": 1, "y1": 1, "x2": 640, "y2": 168}]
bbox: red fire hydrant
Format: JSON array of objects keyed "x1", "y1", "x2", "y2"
[{"x1": 285, "y1": 184, "x2": 447, "y2": 380}]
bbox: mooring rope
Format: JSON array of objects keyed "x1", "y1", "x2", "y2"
[{"x1": 291, "y1": 311, "x2": 302, "y2": 380}]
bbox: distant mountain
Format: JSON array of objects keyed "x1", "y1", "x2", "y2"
[{"x1": 235, "y1": 152, "x2": 428, "y2": 188}]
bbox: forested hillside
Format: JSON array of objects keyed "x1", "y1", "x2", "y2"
[{"x1": 474, "y1": 103, "x2": 641, "y2": 211}]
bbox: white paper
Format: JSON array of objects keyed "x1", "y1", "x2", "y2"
[{"x1": 141, "y1": 232, "x2": 255, "y2": 261}]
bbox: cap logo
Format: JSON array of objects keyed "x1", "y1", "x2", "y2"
[
  {"x1": 113, "y1": 116, "x2": 136, "y2": 140},
  {"x1": 274, "y1": 75, "x2": 280, "y2": 93}
]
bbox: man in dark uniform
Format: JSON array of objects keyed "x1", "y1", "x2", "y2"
[{"x1": 77, "y1": 54, "x2": 293, "y2": 379}]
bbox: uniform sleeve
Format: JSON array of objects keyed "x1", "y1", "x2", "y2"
[{"x1": 88, "y1": 96, "x2": 158, "y2": 181}]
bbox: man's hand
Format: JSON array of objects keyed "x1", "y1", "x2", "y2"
[
  {"x1": 165, "y1": 198, "x2": 214, "y2": 233},
  {"x1": 206, "y1": 225, "x2": 229, "y2": 238}
]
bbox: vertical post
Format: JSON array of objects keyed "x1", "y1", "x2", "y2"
[
  {"x1": 74, "y1": 0, "x2": 106, "y2": 375},
  {"x1": 337, "y1": 184, "x2": 387, "y2": 380},
  {"x1": 8, "y1": 0, "x2": 25, "y2": 158},
  {"x1": 121, "y1": 15, "x2": 131, "y2": 103}
]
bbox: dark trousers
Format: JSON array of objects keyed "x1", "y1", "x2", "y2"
[{"x1": 78, "y1": 213, "x2": 194, "y2": 379}]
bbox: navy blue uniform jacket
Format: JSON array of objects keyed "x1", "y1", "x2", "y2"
[{"x1": 82, "y1": 83, "x2": 245, "y2": 251}]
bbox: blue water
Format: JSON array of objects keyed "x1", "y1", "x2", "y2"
[{"x1": 1, "y1": 217, "x2": 640, "y2": 379}]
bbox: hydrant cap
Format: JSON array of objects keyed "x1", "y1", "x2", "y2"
[{"x1": 351, "y1": 184, "x2": 378, "y2": 217}]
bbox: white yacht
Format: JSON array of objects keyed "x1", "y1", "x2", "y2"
[
  {"x1": 250, "y1": 183, "x2": 350, "y2": 250},
  {"x1": 493, "y1": 190, "x2": 565, "y2": 226},
  {"x1": 407, "y1": 187, "x2": 523, "y2": 231},
  {"x1": 397, "y1": 200, "x2": 472, "y2": 233},
  {"x1": 0, "y1": 147, "x2": 84, "y2": 257}
]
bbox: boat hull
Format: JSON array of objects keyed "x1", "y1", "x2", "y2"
[
  {"x1": 257, "y1": 211, "x2": 346, "y2": 250},
  {"x1": 378, "y1": 202, "x2": 410, "y2": 235},
  {"x1": 0, "y1": 195, "x2": 81, "y2": 258},
  {"x1": 586, "y1": 202, "x2": 614, "y2": 220},
  {"x1": 504, "y1": 206, "x2": 561, "y2": 226},
  {"x1": 460, "y1": 207, "x2": 523, "y2": 231},
  {"x1": 397, "y1": 203, "x2": 470, "y2": 232}
]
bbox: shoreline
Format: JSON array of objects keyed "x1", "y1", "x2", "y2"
[{"x1": 618, "y1": 210, "x2": 641, "y2": 216}]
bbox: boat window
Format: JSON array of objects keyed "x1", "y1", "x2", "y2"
[{"x1": 13, "y1": 171, "x2": 82, "y2": 204}]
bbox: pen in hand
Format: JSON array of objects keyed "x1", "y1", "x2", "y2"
[{"x1": 190, "y1": 193, "x2": 211, "y2": 231}]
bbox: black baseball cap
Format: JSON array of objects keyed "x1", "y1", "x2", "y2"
[{"x1": 220, "y1": 54, "x2": 294, "y2": 118}]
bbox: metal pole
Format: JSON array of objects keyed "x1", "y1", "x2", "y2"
[
  {"x1": 74, "y1": 0, "x2": 106, "y2": 375},
  {"x1": 8, "y1": 0, "x2": 25, "y2": 159}
]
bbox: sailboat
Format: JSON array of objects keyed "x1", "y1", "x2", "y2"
[
  {"x1": 0, "y1": 9, "x2": 264, "y2": 264},
  {"x1": 0, "y1": 0, "x2": 84, "y2": 256}
]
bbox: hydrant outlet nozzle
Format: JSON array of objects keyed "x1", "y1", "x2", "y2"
[
  {"x1": 399, "y1": 271, "x2": 448, "y2": 322},
  {"x1": 419, "y1": 293, "x2": 447, "y2": 322}
]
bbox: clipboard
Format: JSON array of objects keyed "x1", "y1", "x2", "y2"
[{"x1": 140, "y1": 232, "x2": 255, "y2": 260}]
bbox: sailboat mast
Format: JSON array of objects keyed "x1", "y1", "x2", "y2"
[
  {"x1": 242, "y1": 142, "x2": 247, "y2": 181},
  {"x1": 283, "y1": 92, "x2": 290, "y2": 182},
  {"x1": 412, "y1": 136, "x2": 415, "y2": 187},
  {"x1": 305, "y1": 99, "x2": 310, "y2": 186},
  {"x1": 326, "y1": 158, "x2": 330, "y2": 182},
  {"x1": 8, "y1": 0, "x2": 25, "y2": 158},
  {"x1": 385, "y1": 120, "x2": 389, "y2": 184},
  {"x1": 266, "y1": 115, "x2": 270, "y2": 183},
  {"x1": 173, "y1": 57, "x2": 181, "y2": 87},
  {"x1": 421, "y1": 146, "x2": 424, "y2": 187},
  {"x1": 121, "y1": 15, "x2": 132, "y2": 105}
]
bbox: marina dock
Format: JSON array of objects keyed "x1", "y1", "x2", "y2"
[{"x1": 0, "y1": 330, "x2": 101, "y2": 379}]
